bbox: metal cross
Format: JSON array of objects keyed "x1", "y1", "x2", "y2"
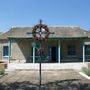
[{"x1": 27, "y1": 20, "x2": 54, "y2": 90}]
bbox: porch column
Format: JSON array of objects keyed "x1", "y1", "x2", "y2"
[
  {"x1": 83, "y1": 44, "x2": 85, "y2": 63},
  {"x1": 8, "y1": 40, "x2": 11, "y2": 63},
  {"x1": 58, "y1": 40, "x2": 61, "y2": 63},
  {"x1": 33, "y1": 46, "x2": 35, "y2": 63}
]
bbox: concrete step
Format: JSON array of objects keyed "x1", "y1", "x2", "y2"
[{"x1": 7, "y1": 63, "x2": 84, "y2": 71}]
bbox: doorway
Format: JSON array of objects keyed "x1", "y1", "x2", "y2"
[{"x1": 51, "y1": 47, "x2": 57, "y2": 62}]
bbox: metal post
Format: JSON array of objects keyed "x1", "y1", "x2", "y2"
[
  {"x1": 33, "y1": 46, "x2": 35, "y2": 63},
  {"x1": 83, "y1": 44, "x2": 85, "y2": 63},
  {"x1": 39, "y1": 42, "x2": 42, "y2": 90},
  {"x1": 8, "y1": 40, "x2": 11, "y2": 63},
  {"x1": 58, "y1": 40, "x2": 60, "y2": 63},
  {"x1": 39, "y1": 59, "x2": 41, "y2": 90},
  {"x1": 39, "y1": 20, "x2": 42, "y2": 90},
  {"x1": 27, "y1": 20, "x2": 53, "y2": 90}
]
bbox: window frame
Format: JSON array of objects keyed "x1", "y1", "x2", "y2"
[
  {"x1": 3, "y1": 46, "x2": 9, "y2": 57},
  {"x1": 85, "y1": 45, "x2": 90, "y2": 56},
  {"x1": 67, "y1": 45, "x2": 76, "y2": 56}
]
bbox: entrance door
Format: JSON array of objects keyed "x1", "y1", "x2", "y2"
[
  {"x1": 52, "y1": 47, "x2": 56, "y2": 62},
  {"x1": 49, "y1": 46, "x2": 58, "y2": 63}
]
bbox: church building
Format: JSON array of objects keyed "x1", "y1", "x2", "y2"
[{"x1": 0, "y1": 26, "x2": 90, "y2": 63}]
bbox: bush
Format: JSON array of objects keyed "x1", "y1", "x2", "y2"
[
  {"x1": 82, "y1": 67, "x2": 90, "y2": 76},
  {"x1": 0, "y1": 69, "x2": 5, "y2": 75},
  {"x1": 0, "y1": 63, "x2": 5, "y2": 75},
  {"x1": 0, "y1": 61, "x2": 3, "y2": 63},
  {"x1": 0, "y1": 61, "x2": 7, "y2": 68},
  {"x1": 87, "y1": 62, "x2": 90, "y2": 68}
]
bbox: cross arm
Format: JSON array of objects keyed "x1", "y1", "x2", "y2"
[{"x1": 27, "y1": 32, "x2": 32, "y2": 35}]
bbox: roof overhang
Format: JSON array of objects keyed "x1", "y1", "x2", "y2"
[{"x1": 8, "y1": 37, "x2": 88, "y2": 42}]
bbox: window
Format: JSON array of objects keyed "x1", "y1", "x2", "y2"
[
  {"x1": 3, "y1": 46, "x2": 9, "y2": 56},
  {"x1": 67, "y1": 45, "x2": 76, "y2": 55},
  {"x1": 85, "y1": 45, "x2": 90, "y2": 55}
]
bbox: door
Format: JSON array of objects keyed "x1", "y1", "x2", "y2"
[
  {"x1": 49, "y1": 46, "x2": 57, "y2": 63},
  {"x1": 52, "y1": 47, "x2": 57, "y2": 62}
]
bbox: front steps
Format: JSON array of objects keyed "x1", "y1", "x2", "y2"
[{"x1": 7, "y1": 63, "x2": 85, "y2": 71}]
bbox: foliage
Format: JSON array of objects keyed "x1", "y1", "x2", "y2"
[
  {"x1": 0, "y1": 63, "x2": 5, "y2": 75},
  {"x1": 0, "y1": 61, "x2": 4, "y2": 63},
  {"x1": 0, "y1": 69, "x2": 5, "y2": 75},
  {"x1": 82, "y1": 67, "x2": 90, "y2": 76}
]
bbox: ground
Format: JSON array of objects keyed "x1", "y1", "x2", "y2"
[{"x1": 0, "y1": 69, "x2": 90, "y2": 90}]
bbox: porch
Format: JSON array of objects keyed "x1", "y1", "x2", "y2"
[
  {"x1": 7, "y1": 62, "x2": 84, "y2": 70},
  {"x1": 7, "y1": 38, "x2": 89, "y2": 63}
]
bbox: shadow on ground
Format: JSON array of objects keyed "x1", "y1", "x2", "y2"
[{"x1": 0, "y1": 79, "x2": 90, "y2": 90}]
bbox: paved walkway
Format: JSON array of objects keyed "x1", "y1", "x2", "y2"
[{"x1": 0, "y1": 69, "x2": 90, "y2": 90}]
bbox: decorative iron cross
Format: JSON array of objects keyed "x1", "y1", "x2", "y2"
[
  {"x1": 27, "y1": 20, "x2": 54, "y2": 90},
  {"x1": 27, "y1": 20, "x2": 54, "y2": 41}
]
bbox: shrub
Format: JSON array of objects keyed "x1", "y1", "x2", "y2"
[
  {"x1": 0, "y1": 69, "x2": 5, "y2": 75},
  {"x1": 87, "y1": 62, "x2": 90, "y2": 68},
  {"x1": 0, "y1": 61, "x2": 7, "y2": 68},
  {"x1": 0, "y1": 61, "x2": 3, "y2": 63},
  {"x1": 82, "y1": 67, "x2": 90, "y2": 76},
  {"x1": 0, "y1": 63, "x2": 5, "y2": 75}
]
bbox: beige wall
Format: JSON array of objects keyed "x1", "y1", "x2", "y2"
[
  {"x1": 0, "y1": 40, "x2": 32, "y2": 62},
  {"x1": 0, "y1": 40, "x2": 9, "y2": 60},
  {"x1": 0, "y1": 39, "x2": 87, "y2": 62},
  {"x1": 11, "y1": 40, "x2": 83, "y2": 62},
  {"x1": 11, "y1": 41, "x2": 32, "y2": 62}
]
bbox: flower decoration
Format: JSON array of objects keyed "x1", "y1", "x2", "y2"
[{"x1": 32, "y1": 24, "x2": 49, "y2": 41}]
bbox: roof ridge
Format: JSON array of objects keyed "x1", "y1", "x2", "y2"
[
  {"x1": 49, "y1": 26, "x2": 80, "y2": 27},
  {"x1": 11, "y1": 26, "x2": 32, "y2": 29}
]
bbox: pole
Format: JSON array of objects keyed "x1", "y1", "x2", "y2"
[
  {"x1": 33, "y1": 45, "x2": 35, "y2": 63},
  {"x1": 8, "y1": 40, "x2": 11, "y2": 63},
  {"x1": 58, "y1": 40, "x2": 60, "y2": 63},
  {"x1": 39, "y1": 20, "x2": 42, "y2": 90},
  {"x1": 82, "y1": 40, "x2": 85, "y2": 63},
  {"x1": 39, "y1": 42, "x2": 42, "y2": 90},
  {"x1": 27, "y1": 20, "x2": 54, "y2": 90},
  {"x1": 27, "y1": 20, "x2": 53, "y2": 90}
]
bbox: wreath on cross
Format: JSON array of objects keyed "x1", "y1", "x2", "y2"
[{"x1": 32, "y1": 24, "x2": 50, "y2": 41}]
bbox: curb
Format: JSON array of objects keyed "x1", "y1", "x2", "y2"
[{"x1": 79, "y1": 72, "x2": 90, "y2": 80}]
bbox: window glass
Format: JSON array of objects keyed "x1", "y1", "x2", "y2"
[
  {"x1": 68, "y1": 45, "x2": 76, "y2": 55},
  {"x1": 85, "y1": 45, "x2": 90, "y2": 55},
  {"x1": 3, "y1": 46, "x2": 8, "y2": 56}
]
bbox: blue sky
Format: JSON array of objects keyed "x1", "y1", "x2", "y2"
[{"x1": 0, "y1": 0, "x2": 90, "y2": 32}]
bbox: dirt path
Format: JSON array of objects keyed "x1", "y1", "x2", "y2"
[{"x1": 0, "y1": 69, "x2": 90, "y2": 90}]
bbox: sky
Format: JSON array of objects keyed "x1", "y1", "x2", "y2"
[{"x1": 0, "y1": 0, "x2": 90, "y2": 32}]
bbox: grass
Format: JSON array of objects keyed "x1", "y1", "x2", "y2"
[{"x1": 82, "y1": 67, "x2": 90, "y2": 76}]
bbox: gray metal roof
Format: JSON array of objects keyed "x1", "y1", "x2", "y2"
[{"x1": 0, "y1": 26, "x2": 89, "y2": 40}]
